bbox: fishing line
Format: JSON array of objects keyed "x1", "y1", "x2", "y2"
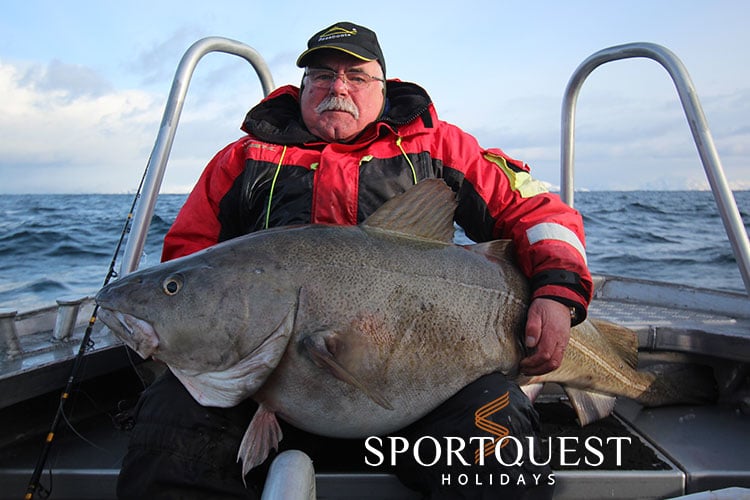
[
  {"x1": 58, "y1": 402, "x2": 113, "y2": 456},
  {"x1": 24, "y1": 164, "x2": 151, "y2": 500},
  {"x1": 122, "y1": 336, "x2": 150, "y2": 389}
]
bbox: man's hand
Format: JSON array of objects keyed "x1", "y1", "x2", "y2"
[{"x1": 519, "y1": 298, "x2": 572, "y2": 376}]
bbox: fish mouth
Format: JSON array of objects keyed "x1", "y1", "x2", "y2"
[{"x1": 98, "y1": 308, "x2": 160, "y2": 359}]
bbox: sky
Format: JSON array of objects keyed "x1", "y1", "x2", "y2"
[{"x1": 1, "y1": 0, "x2": 749, "y2": 194}]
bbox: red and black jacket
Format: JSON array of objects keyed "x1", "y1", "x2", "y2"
[{"x1": 163, "y1": 81, "x2": 593, "y2": 321}]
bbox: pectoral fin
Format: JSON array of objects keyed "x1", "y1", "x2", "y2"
[{"x1": 302, "y1": 334, "x2": 394, "y2": 410}]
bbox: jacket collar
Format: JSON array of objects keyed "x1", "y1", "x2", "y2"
[{"x1": 241, "y1": 80, "x2": 433, "y2": 145}]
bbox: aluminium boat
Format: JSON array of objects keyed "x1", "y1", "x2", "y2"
[{"x1": 0, "y1": 39, "x2": 748, "y2": 500}]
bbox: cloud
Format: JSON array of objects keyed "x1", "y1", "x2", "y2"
[
  {"x1": 469, "y1": 84, "x2": 750, "y2": 191},
  {"x1": 0, "y1": 60, "x2": 160, "y2": 192},
  {"x1": 0, "y1": 43, "x2": 279, "y2": 194},
  {"x1": 1, "y1": 30, "x2": 749, "y2": 194},
  {"x1": 20, "y1": 59, "x2": 113, "y2": 98},
  {"x1": 127, "y1": 26, "x2": 207, "y2": 86}
]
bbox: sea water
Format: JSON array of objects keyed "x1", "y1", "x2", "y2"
[{"x1": 1, "y1": 191, "x2": 749, "y2": 311}]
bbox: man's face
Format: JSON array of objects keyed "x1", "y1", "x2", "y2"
[{"x1": 300, "y1": 52, "x2": 385, "y2": 143}]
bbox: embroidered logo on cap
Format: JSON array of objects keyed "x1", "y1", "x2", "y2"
[{"x1": 318, "y1": 26, "x2": 358, "y2": 41}]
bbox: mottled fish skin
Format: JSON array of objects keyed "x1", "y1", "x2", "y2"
[{"x1": 95, "y1": 179, "x2": 714, "y2": 476}]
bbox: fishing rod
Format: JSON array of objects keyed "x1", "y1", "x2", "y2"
[{"x1": 24, "y1": 167, "x2": 150, "y2": 500}]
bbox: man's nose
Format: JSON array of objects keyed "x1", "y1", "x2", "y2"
[{"x1": 329, "y1": 74, "x2": 350, "y2": 94}]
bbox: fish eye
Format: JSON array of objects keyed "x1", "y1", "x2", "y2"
[{"x1": 161, "y1": 274, "x2": 183, "y2": 296}]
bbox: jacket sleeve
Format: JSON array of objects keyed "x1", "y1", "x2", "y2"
[
  {"x1": 161, "y1": 140, "x2": 247, "y2": 262},
  {"x1": 440, "y1": 124, "x2": 593, "y2": 323}
]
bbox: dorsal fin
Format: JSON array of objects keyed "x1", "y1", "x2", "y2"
[{"x1": 361, "y1": 179, "x2": 457, "y2": 243}]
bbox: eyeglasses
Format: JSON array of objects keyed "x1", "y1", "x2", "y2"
[{"x1": 304, "y1": 68, "x2": 385, "y2": 90}]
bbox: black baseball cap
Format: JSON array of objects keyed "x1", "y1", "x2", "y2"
[{"x1": 296, "y1": 22, "x2": 386, "y2": 76}]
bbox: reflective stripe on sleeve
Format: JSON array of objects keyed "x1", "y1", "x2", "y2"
[
  {"x1": 526, "y1": 222, "x2": 588, "y2": 264},
  {"x1": 484, "y1": 153, "x2": 549, "y2": 198}
]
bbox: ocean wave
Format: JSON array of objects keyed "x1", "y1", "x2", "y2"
[
  {"x1": 627, "y1": 201, "x2": 672, "y2": 215},
  {"x1": 0, "y1": 278, "x2": 72, "y2": 311},
  {"x1": 0, "y1": 229, "x2": 112, "y2": 259},
  {"x1": 0, "y1": 191, "x2": 747, "y2": 309}
]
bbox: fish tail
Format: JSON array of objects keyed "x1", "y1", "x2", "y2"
[
  {"x1": 527, "y1": 318, "x2": 716, "y2": 425},
  {"x1": 636, "y1": 362, "x2": 718, "y2": 407},
  {"x1": 585, "y1": 319, "x2": 718, "y2": 407}
]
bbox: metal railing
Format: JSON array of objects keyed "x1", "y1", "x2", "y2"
[
  {"x1": 560, "y1": 42, "x2": 750, "y2": 297},
  {"x1": 119, "y1": 37, "x2": 275, "y2": 275}
]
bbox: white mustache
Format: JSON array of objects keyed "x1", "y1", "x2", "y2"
[{"x1": 315, "y1": 96, "x2": 360, "y2": 119}]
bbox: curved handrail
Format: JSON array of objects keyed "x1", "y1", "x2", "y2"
[
  {"x1": 560, "y1": 42, "x2": 750, "y2": 296},
  {"x1": 120, "y1": 37, "x2": 276, "y2": 275}
]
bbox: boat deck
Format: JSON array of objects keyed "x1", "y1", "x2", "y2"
[
  {"x1": 1, "y1": 37, "x2": 748, "y2": 500},
  {"x1": 0, "y1": 275, "x2": 748, "y2": 499}
]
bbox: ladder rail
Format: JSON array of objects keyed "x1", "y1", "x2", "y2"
[
  {"x1": 560, "y1": 42, "x2": 750, "y2": 297},
  {"x1": 120, "y1": 36, "x2": 275, "y2": 275}
]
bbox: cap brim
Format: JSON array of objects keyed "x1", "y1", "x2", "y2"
[{"x1": 296, "y1": 44, "x2": 378, "y2": 67}]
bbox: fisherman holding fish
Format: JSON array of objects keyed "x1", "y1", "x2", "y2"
[{"x1": 115, "y1": 22, "x2": 592, "y2": 499}]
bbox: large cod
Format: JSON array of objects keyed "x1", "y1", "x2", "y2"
[{"x1": 96, "y1": 179, "x2": 711, "y2": 476}]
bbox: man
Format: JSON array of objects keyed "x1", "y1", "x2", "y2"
[{"x1": 117, "y1": 21, "x2": 592, "y2": 499}]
